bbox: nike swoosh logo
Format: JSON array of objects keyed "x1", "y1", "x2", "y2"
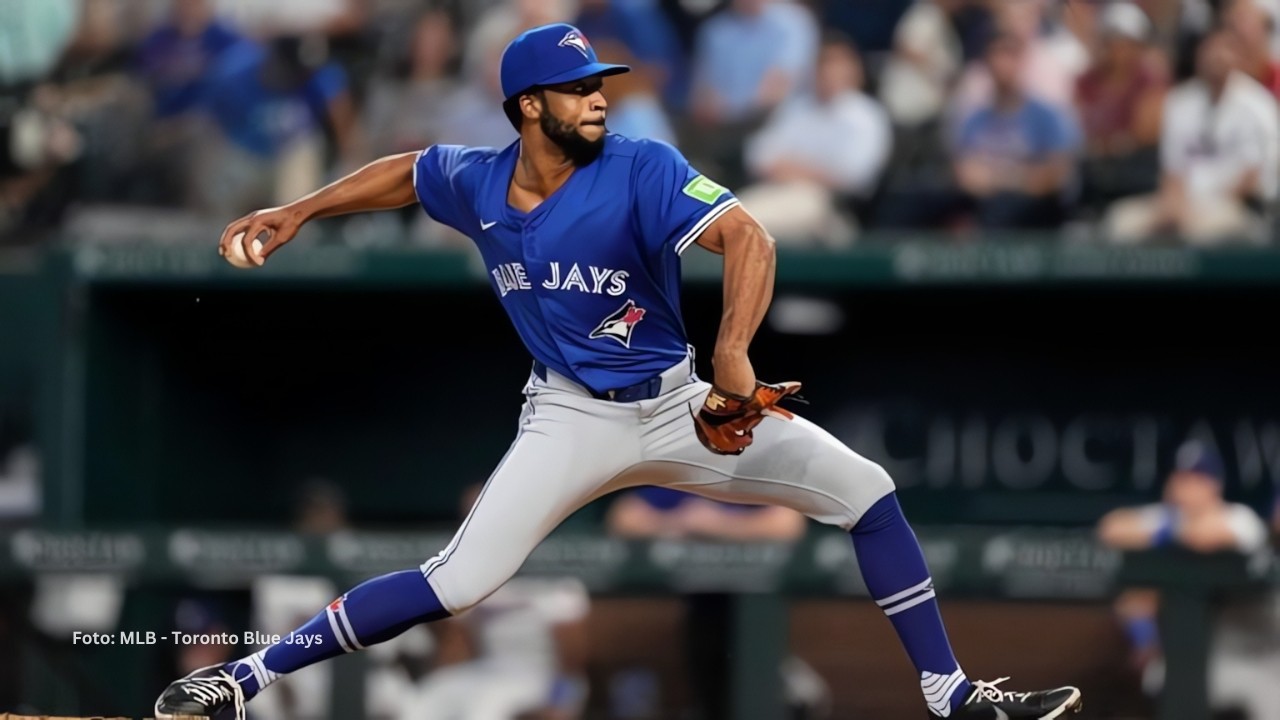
[
  {"x1": 481, "y1": 220, "x2": 497, "y2": 230},
  {"x1": 993, "y1": 708, "x2": 1010, "y2": 720}
]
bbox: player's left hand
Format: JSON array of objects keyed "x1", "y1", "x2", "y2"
[{"x1": 690, "y1": 380, "x2": 803, "y2": 456}]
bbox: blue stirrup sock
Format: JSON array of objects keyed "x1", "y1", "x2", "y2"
[
  {"x1": 222, "y1": 569, "x2": 450, "y2": 699},
  {"x1": 851, "y1": 493, "x2": 972, "y2": 716}
]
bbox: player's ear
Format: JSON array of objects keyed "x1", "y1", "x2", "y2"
[{"x1": 519, "y1": 91, "x2": 542, "y2": 122}]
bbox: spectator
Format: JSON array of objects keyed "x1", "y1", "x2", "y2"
[
  {"x1": 947, "y1": 0, "x2": 1090, "y2": 129},
  {"x1": 1073, "y1": 2, "x2": 1169, "y2": 213},
  {"x1": 1097, "y1": 439, "x2": 1279, "y2": 720},
  {"x1": 437, "y1": 16, "x2": 522, "y2": 150},
  {"x1": 951, "y1": 31, "x2": 1081, "y2": 230},
  {"x1": 0, "y1": 93, "x2": 83, "y2": 240},
  {"x1": 397, "y1": 483, "x2": 592, "y2": 720},
  {"x1": 133, "y1": 0, "x2": 242, "y2": 120},
  {"x1": 738, "y1": 31, "x2": 892, "y2": 246},
  {"x1": 1102, "y1": 29, "x2": 1280, "y2": 245},
  {"x1": 878, "y1": 0, "x2": 964, "y2": 130},
  {"x1": 688, "y1": 0, "x2": 819, "y2": 128},
  {"x1": 574, "y1": 0, "x2": 689, "y2": 110},
  {"x1": 1221, "y1": 0, "x2": 1280, "y2": 98},
  {"x1": 657, "y1": 0, "x2": 729, "y2": 58},
  {"x1": 188, "y1": 34, "x2": 360, "y2": 219},
  {"x1": 684, "y1": 0, "x2": 819, "y2": 188},
  {"x1": 464, "y1": 0, "x2": 578, "y2": 90},
  {"x1": 127, "y1": 0, "x2": 243, "y2": 206},
  {"x1": 591, "y1": 39, "x2": 677, "y2": 145},
  {"x1": 360, "y1": 8, "x2": 461, "y2": 158},
  {"x1": 1097, "y1": 440, "x2": 1269, "y2": 559}
]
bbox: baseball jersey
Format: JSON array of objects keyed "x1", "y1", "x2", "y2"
[{"x1": 413, "y1": 134, "x2": 741, "y2": 394}]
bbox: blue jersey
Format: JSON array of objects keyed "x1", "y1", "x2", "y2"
[{"x1": 413, "y1": 134, "x2": 740, "y2": 394}]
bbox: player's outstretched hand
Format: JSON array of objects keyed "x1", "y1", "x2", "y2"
[
  {"x1": 218, "y1": 206, "x2": 305, "y2": 267},
  {"x1": 690, "y1": 380, "x2": 803, "y2": 456}
]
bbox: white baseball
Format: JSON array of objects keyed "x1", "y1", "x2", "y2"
[{"x1": 225, "y1": 231, "x2": 264, "y2": 269}]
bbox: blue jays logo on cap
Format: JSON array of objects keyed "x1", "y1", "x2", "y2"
[
  {"x1": 558, "y1": 30, "x2": 590, "y2": 58},
  {"x1": 501, "y1": 23, "x2": 630, "y2": 102}
]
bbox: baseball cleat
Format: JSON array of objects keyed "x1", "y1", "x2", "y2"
[
  {"x1": 941, "y1": 677, "x2": 1082, "y2": 719},
  {"x1": 154, "y1": 663, "x2": 245, "y2": 720}
]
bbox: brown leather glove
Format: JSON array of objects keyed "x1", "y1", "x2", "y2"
[{"x1": 690, "y1": 380, "x2": 803, "y2": 455}]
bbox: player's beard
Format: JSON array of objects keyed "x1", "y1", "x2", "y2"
[{"x1": 540, "y1": 108, "x2": 605, "y2": 167}]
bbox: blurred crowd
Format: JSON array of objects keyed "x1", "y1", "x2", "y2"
[{"x1": 5, "y1": 0, "x2": 1280, "y2": 248}]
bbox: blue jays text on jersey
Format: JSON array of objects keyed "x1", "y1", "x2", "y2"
[{"x1": 412, "y1": 133, "x2": 741, "y2": 395}]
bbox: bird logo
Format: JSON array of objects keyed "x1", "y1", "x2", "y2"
[
  {"x1": 590, "y1": 299, "x2": 646, "y2": 347},
  {"x1": 558, "y1": 30, "x2": 590, "y2": 58}
]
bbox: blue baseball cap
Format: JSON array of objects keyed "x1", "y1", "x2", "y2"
[
  {"x1": 500, "y1": 23, "x2": 630, "y2": 102},
  {"x1": 1173, "y1": 440, "x2": 1225, "y2": 483}
]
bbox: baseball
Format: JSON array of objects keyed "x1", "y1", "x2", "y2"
[{"x1": 225, "y1": 231, "x2": 264, "y2": 269}]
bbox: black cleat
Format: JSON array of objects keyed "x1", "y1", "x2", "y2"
[
  {"x1": 944, "y1": 677, "x2": 1082, "y2": 719},
  {"x1": 154, "y1": 663, "x2": 245, "y2": 720}
]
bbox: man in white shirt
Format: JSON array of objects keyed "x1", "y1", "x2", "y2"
[
  {"x1": 737, "y1": 30, "x2": 892, "y2": 246},
  {"x1": 1104, "y1": 29, "x2": 1280, "y2": 245},
  {"x1": 1097, "y1": 440, "x2": 1279, "y2": 719}
]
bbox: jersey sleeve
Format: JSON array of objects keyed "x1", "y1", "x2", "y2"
[
  {"x1": 1225, "y1": 505, "x2": 1269, "y2": 553},
  {"x1": 633, "y1": 139, "x2": 741, "y2": 255},
  {"x1": 412, "y1": 144, "x2": 473, "y2": 231}
]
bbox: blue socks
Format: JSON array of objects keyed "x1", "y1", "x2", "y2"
[
  {"x1": 215, "y1": 496, "x2": 967, "y2": 716},
  {"x1": 851, "y1": 493, "x2": 971, "y2": 716},
  {"x1": 225, "y1": 569, "x2": 450, "y2": 698}
]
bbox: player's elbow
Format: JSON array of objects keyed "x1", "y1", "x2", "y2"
[
  {"x1": 703, "y1": 206, "x2": 775, "y2": 257},
  {"x1": 751, "y1": 222, "x2": 777, "y2": 253},
  {"x1": 1096, "y1": 512, "x2": 1152, "y2": 550},
  {"x1": 737, "y1": 221, "x2": 776, "y2": 266}
]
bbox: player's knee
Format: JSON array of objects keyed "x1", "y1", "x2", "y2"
[
  {"x1": 869, "y1": 460, "x2": 896, "y2": 496},
  {"x1": 827, "y1": 458, "x2": 895, "y2": 526},
  {"x1": 422, "y1": 560, "x2": 516, "y2": 614},
  {"x1": 430, "y1": 577, "x2": 496, "y2": 615},
  {"x1": 837, "y1": 457, "x2": 895, "y2": 503}
]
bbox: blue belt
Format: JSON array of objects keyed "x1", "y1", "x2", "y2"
[{"x1": 532, "y1": 361, "x2": 666, "y2": 402}]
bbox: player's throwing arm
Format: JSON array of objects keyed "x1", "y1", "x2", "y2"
[{"x1": 217, "y1": 151, "x2": 421, "y2": 268}]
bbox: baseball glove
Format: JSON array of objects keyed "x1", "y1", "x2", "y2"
[{"x1": 690, "y1": 380, "x2": 804, "y2": 456}]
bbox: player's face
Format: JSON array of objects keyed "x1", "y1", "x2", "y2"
[
  {"x1": 538, "y1": 75, "x2": 608, "y2": 165},
  {"x1": 1165, "y1": 471, "x2": 1221, "y2": 510}
]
